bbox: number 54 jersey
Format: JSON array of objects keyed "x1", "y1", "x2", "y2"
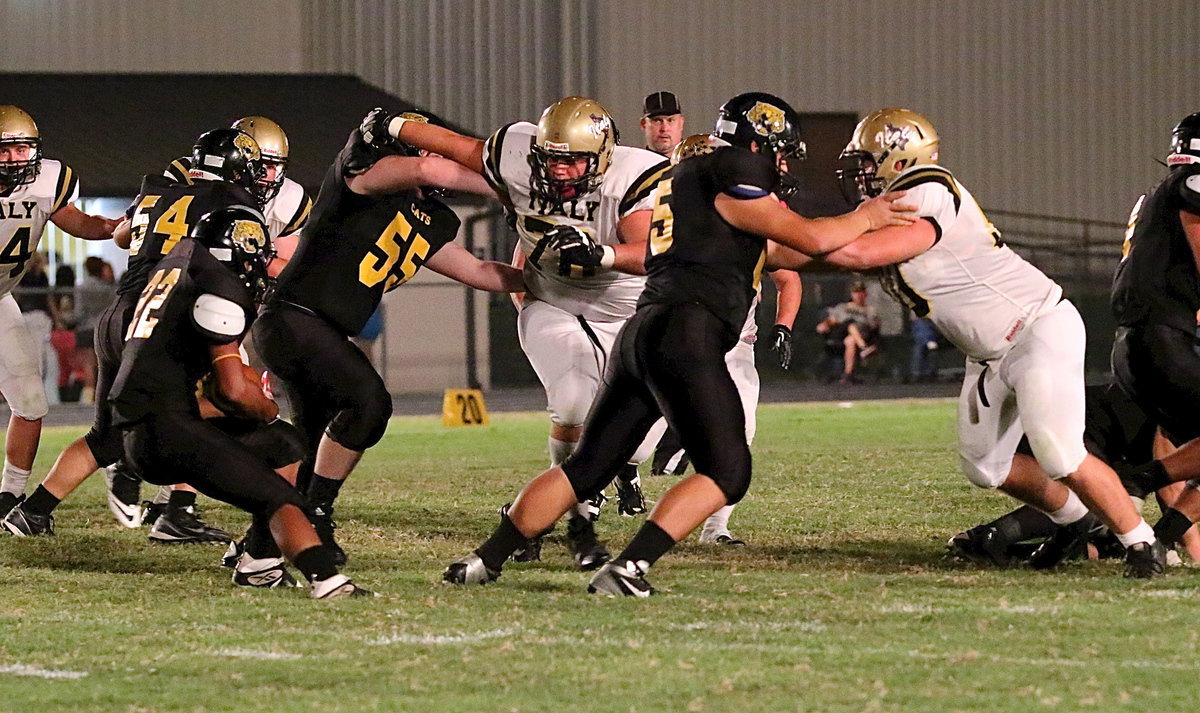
[
  {"x1": 877, "y1": 165, "x2": 1062, "y2": 361},
  {"x1": 0, "y1": 158, "x2": 78, "y2": 296},
  {"x1": 482, "y1": 122, "x2": 668, "y2": 322},
  {"x1": 270, "y1": 132, "x2": 461, "y2": 336}
]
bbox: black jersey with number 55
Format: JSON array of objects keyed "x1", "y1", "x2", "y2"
[
  {"x1": 638, "y1": 146, "x2": 779, "y2": 340},
  {"x1": 269, "y1": 132, "x2": 462, "y2": 336},
  {"x1": 109, "y1": 239, "x2": 256, "y2": 427},
  {"x1": 118, "y1": 175, "x2": 259, "y2": 298}
]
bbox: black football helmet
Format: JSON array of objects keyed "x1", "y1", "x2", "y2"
[
  {"x1": 1168, "y1": 112, "x2": 1200, "y2": 167},
  {"x1": 190, "y1": 205, "x2": 273, "y2": 303},
  {"x1": 190, "y1": 129, "x2": 268, "y2": 205},
  {"x1": 713, "y1": 92, "x2": 806, "y2": 198}
]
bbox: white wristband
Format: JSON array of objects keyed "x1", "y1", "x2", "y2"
[
  {"x1": 599, "y1": 245, "x2": 616, "y2": 269},
  {"x1": 386, "y1": 115, "x2": 409, "y2": 140}
]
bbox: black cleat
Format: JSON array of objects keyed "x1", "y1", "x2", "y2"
[
  {"x1": 232, "y1": 555, "x2": 299, "y2": 589},
  {"x1": 0, "y1": 492, "x2": 22, "y2": 520},
  {"x1": 511, "y1": 535, "x2": 543, "y2": 563},
  {"x1": 148, "y1": 506, "x2": 232, "y2": 544},
  {"x1": 713, "y1": 534, "x2": 746, "y2": 546},
  {"x1": 615, "y1": 474, "x2": 647, "y2": 517},
  {"x1": 443, "y1": 553, "x2": 501, "y2": 585},
  {"x1": 221, "y1": 538, "x2": 247, "y2": 568},
  {"x1": 1028, "y1": 513, "x2": 1100, "y2": 570},
  {"x1": 2, "y1": 504, "x2": 54, "y2": 537},
  {"x1": 1124, "y1": 540, "x2": 1166, "y2": 579},
  {"x1": 566, "y1": 515, "x2": 610, "y2": 571},
  {"x1": 948, "y1": 525, "x2": 1013, "y2": 567},
  {"x1": 104, "y1": 464, "x2": 144, "y2": 528},
  {"x1": 587, "y1": 558, "x2": 655, "y2": 597},
  {"x1": 309, "y1": 503, "x2": 347, "y2": 567}
]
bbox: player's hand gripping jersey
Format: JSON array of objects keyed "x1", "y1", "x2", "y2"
[
  {"x1": 1112, "y1": 164, "x2": 1200, "y2": 332},
  {"x1": 165, "y1": 157, "x2": 312, "y2": 240},
  {"x1": 0, "y1": 158, "x2": 77, "y2": 296},
  {"x1": 482, "y1": 122, "x2": 667, "y2": 322},
  {"x1": 109, "y1": 239, "x2": 257, "y2": 427},
  {"x1": 876, "y1": 165, "x2": 1062, "y2": 361},
  {"x1": 270, "y1": 132, "x2": 462, "y2": 336},
  {"x1": 120, "y1": 175, "x2": 260, "y2": 298},
  {"x1": 638, "y1": 146, "x2": 778, "y2": 340}
]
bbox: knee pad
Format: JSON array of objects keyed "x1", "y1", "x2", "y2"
[
  {"x1": 1024, "y1": 431, "x2": 1087, "y2": 480},
  {"x1": 327, "y1": 384, "x2": 392, "y2": 451},
  {"x1": 693, "y1": 447, "x2": 752, "y2": 504},
  {"x1": 84, "y1": 427, "x2": 124, "y2": 468},
  {"x1": 562, "y1": 455, "x2": 619, "y2": 502},
  {"x1": 545, "y1": 370, "x2": 599, "y2": 427},
  {"x1": 3, "y1": 376, "x2": 47, "y2": 420},
  {"x1": 959, "y1": 453, "x2": 1007, "y2": 489},
  {"x1": 242, "y1": 420, "x2": 308, "y2": 469}
]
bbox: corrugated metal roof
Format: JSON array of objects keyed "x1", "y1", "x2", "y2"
[{"x1": 3, "y1": 73, "x2": 469, "y2": 197}]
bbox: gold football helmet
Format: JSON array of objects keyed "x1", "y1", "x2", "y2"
[
  {"x1": 670, "y1": 134, "x2": 717, "y2": 165},
  {"x1": 529, "y1": 96, "x2": 616, "y2": 202},
  {"x1": 0, "y1": 105, "x2": 42, "y2": 187},
  {"x1": 232, "y1": 116, "x2": 289, "y2": 201},
  {"x1": 838, "y1": 108, "x2": 940, "y2": 199}
]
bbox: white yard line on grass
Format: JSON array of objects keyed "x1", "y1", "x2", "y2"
[
  {"x1": 211, "y1": 647, "x2": 302, "y2": 661},
  {"x1": 0, "y1": 663, "x2": 88, "y2": 680},
  {"x1": 366, "y1": 627, "x2": 520, "y2": 646}
]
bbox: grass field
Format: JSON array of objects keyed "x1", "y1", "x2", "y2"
[{"x1": 1, "y1": 399, "x2": 1198, "y2": 713}]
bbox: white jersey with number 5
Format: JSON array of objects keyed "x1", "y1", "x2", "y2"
[
  {"x1": 878, "y1": 165, "x2": 1061, "y2": 361},
  {"x1": 482, "y1": 121, "x2": 669, "y2": 322},
  {"x1": 0, "y1": 159, "x2": 78, "y2": 297}
]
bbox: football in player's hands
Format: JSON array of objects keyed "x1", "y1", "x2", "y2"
[
  {"x1": 201, "y1": 363, "x2": 265, "y2": 415},
  {"x1": 359, "y1": 107, "x2": 397, "y2": 148}
]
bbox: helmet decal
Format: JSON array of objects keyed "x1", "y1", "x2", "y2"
[
  {"x1": 879, "y1": 123, "x2": 913, "y2": 151},
  {"x1": 230, "y1": 219, "x2": 267, "y2": 253},
  {"x1": 745, "y1": 101, "x2": 787, "y2": 137},
  {"x1": 233, "y1": 132, "x2": 261, "y2": 160}
]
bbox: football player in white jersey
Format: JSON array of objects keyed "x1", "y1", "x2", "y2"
[
  {"x1": 0, "y1": 105, "x2": 121, "y2": 518},
  {"x1": 776, "y1": 108, "x2": 1164, "y2": 577},
  {"x1": 364, "y1": 97, "x2": 669, "y2": 568}
]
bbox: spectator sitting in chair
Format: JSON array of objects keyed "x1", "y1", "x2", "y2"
[{"x1": 816, "y1": 280, "x2": 880, "y2": 384}]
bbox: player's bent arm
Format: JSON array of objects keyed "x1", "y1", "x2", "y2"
[
  {"x1": 50, "y1": 203, "x2": 120, "y2": 240},
  {"x1": 346, "y1": 155, "x2": 495, "y2": 197},
  {"x1": 393, "y1": 120, "x2": 485, "y2": 175},
  {"x1": 424, "y1": 242, "x2": 526, "y2": 293},
  {"x1": 1180, "y1": 209, "x2": 1200, "y2": 276},
  {"x1": 715, "y1": 191, "x2": 914, "y2": 256},
  {"x1": 208, "y1": 343, "x2": 278, "y2": 422},
  {"x1": 268, "y1": 233, "x2": 299, "y2": 277},
  {"x1": 611, "y1": 209, "x2": 652, "y2": 275},
  {"x1": 818, "y1": 218, "x2": 937, "y2": 271},
  {"x1": 768, "y1": 269, "x2": 802, "y2": 329}
]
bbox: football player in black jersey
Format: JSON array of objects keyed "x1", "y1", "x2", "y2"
[
  {"x1": 253, "y1": 111, "x2": 523, "y2": 566},
  {"x1": 1109, "y1": 112, "x2": 1200, "y2": 549},
  {"x1": 443, "y1": 92, "x2": 915, "y2": 595},
  {"x1": 3, "y1": 129, "x2": 265, "y2": 540}
]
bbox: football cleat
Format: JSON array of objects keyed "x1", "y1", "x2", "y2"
[
  {"x1": 587, "y1": 558, "x2": 655, "y2": 597},
  {"x1": 2, "y1": 504, "x2": 54, "y2": 537},
  {"x1": 566, "y1": 515, "x2": 611, "y2": 571},
  {"x1": 232, "y1": 554, "x2": 299, "y2": 589},
  {"x1": 442, "y1": 553, "x2": 500, "y2": 585},
  {"x1": 700, "y1": 531, "x2": 746, "y2": 546},
  {"x1": 221, "y1": 538, "x2": 247, "y2": 568},
  {"x1": 947, "y1": 525, "x2": 1012, "y2": 567},
  {"x1": 309, "y1": 503, "x2": 347, "y2": 566},
  {"x1": 1124, "y1": 540, "x2": 1166, "y2": 579},
  {"x1": 104, "y1": 464, "x2": 144, "y2": 528},
  {"x1": 1028, "y1": 513, "x2": 1100, "y2": 570},
  {"x1": 615, "y1": 474, "x2": 647, "y2": 517},
  {"x1": 0, "y1": 492, "x2": 22, "y2": 520},
  {"x1": 311, "y1": 573, "x2": 374, "y2": 600},
  {"x1": 511, "y1": 535, "x2": 543, "y2": 563},
  {"x1": 577, "y1": 492, "x2": 608, "y2": 522},
  {"x1": 148, "y1": 506, "x2": 233, "y2": 544}
]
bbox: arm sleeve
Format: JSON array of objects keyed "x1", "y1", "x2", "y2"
[
  {"x1": 192, "y1": 293, "x2": 247, "y2": 343},
  {"x1": 712, "y1": 149, "x2": 778, "y2": 200}
]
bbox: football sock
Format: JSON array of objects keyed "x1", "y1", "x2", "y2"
[
  {"x1": 616, "y1": 463, "x2": 638, "y2": 484},
  {"x1": 702, "y1": 505, "x2": 735, "y2": 536},
  {"x1": 152, "y1": 486, "x2": 171, "y2": 505},
  {"x1": 1, "y1": 460, "x2": 31, "y2": 497},
  {"x1": 548, "y1": 437, "x2": 576, "y2": 467},
  {"x1": 307, "y1": 475, "x2": 344, "y2": 506},
  {"x1": 167, "y1": 489, "x2": 197, "y2": 510},
  {"x1": 294, "y1": 545, "x2": 339, "y2": 582},
  {"x1": 244, "y1": 515, "x2": 281, "y2": 559},
  {"x1": 1153, "y1": 508, "x2": 1193, "y2": 546},
  {"x1": 988, "y1": 506, "x2": 1055, "y2": 543},
  {"x1": 1115, "y1": 520, "x2": 1155, "y2": 548},
  {"x1": 617, "y1": 520, "x2": 676, "y2": 569},
  {"x1": 1044, "y1": 490, "x2": 1089, "y2": 525},
  {"x1": 475, "y1": 514, "x2": 526, "y2": 572},
  {"x1": 22, "y1": 485, "x2": 60, "y2": 517}
]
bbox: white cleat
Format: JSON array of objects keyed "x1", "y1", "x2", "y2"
[
  {"x1": 587, "y1": 558, "x2": 655, "y2": 597},
  {"x1": 311, "y1": 573, "x2": 374, "y2": 600}
]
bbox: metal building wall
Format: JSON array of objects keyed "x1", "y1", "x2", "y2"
[
  {"x1": 592, "y1": 0, "x2": 1200, "y2": 224},
  {"x1": 0, "y1": 0, "x2": 304, "y2": 72},
  {"x1": 301, "y1": 0, "x2": 596, "y2": 135}
]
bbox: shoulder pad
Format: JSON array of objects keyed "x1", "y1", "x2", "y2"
[
  {"x1": 193, "y1": 293, "x2": 246, "y2": 339},
  {"x1": 889, "y1": 166, "x2": 961, "y2": 213}
]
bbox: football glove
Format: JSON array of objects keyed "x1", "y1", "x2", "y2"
[
  {"x1": 358, "y1": 107, "x2": 400, "y2": 148},
  {"x1": 769, "y1": 324, "x2": 793, "y2": 369},
  {"x1": 541, "y1": 225, "x2": 614, "y2": 277}
]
